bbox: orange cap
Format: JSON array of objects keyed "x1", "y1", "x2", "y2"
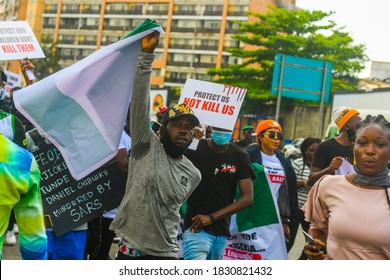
[
  {"x1": 332, "y1": 106, "x2": 360, "y2": 130},
  {"x1": 256, "y1": 120, "x2": 282, "y2": 135}
]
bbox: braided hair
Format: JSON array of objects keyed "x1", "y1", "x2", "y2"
[{"x1": 356, "y1": 114, "x2": 390, "y2": 210}]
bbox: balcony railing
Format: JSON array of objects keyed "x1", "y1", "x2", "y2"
[
  {"x1": 193, "y1": 62, "x2": 216, "y2": 68},
  {"x1": 103, "y1": 25, "x2": 129, "y2": 31},
  {"x1": 80, "y1": 25, "x2": 99, "y2": 30},
  {"x1": 61, "y1": 10, "x2": 81, "y2": 14},
  {"x1": 59, "y1": 24, "x2": 80, "y2": 29},
  {"x1": 203, "y1": 10, "x2": 223, "y2": 16},
  {"x1": 165, "y1": 77, "x2": 187, "y2": 84},
  {"x1": 82, "y1": 9, "x2": 101, "y2": 14},
  {"x1": 167, "y1": 61, "x2": 192, "y2": 67},
  {"x1": 42, "y1": 23, "x2": 55, "y2": 29},
  {"x1": 145, "y1": 9, "x2": 169, "y2": 15},
  {"x1": 173, "y1": 10, "x2": 197, "y2": 16},
  {"x1": 227, "y1": 11, "x2": 248, "y2": 17},
  {"x1": 105, "y1": 9, "x2": 142, "y2": 15}
]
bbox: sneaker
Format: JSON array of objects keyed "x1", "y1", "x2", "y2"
[
  {"x1": 4, "y1": 230, "x2": 16, "y2": 246},
  {"x1": 13, "y1": 224, "x2": 18, "y2": 234}
]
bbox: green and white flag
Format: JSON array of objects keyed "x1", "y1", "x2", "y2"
[
  {"x1": 223, "y1": 163, "x2": 288, "y2": 260},
  {"x1": 14, "y1": 19, "x2": 164, "y2": 180}
]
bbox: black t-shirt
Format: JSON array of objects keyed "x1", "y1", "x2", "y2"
[
  {"x1": 184, "y1": 139, "x2": 255, "y2": 237},
  {"x1": 311, "y1": 138, "x2": 353, "y2": 170}
]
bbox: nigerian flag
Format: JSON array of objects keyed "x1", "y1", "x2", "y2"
[
  {"x1": 223, "y1": 163, "x2": 288, "y2": 260},
  {"x1": 14, "y1": 19, "x2": 164, "y2": 180}
]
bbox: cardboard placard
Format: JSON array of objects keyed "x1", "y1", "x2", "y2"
[{"x1": 27, "y1": 130, "x2": 126, "y2": 236}]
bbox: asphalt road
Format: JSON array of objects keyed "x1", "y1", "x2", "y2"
[{"x1": 2, "y1": 226, "x2": 305, "y2": 260}]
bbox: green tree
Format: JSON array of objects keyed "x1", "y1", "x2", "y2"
[
  {"x1": 208, "y1": 7, "x2": 368, "y2": 109},
  {"x1": 31, "y1": 38, "x2": 61, "y2": 80}
]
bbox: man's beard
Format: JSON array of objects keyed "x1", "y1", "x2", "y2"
[{"x1": 159, "y1": 126, "x2": 192, "y2": 158}]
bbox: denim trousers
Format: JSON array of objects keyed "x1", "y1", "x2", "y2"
[{"x1": 182, "y1": 229, "x2": 227, "y2": 260}]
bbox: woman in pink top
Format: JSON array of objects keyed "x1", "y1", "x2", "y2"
[{"x1": 303, "y1": 114, "x2": 390, "y2": 260}]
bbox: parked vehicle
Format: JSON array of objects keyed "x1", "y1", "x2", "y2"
[{"x1": 282, "y1": 138, "x2": 304, "y2": 160}]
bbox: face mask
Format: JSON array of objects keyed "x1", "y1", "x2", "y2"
[{"x1": 211, "y1": 129, "x2": 232, "y2": 146}]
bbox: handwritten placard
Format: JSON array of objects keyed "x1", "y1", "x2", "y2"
[
  {"x1": 3, "y1": 69, "x2": 22, "y2": 95},
  {"x1": 0, "y1": 21, "x2": 45, "y2": 60},
  {"x1": 179, "y1": 79, "x2": 247, "y2": 131},
  {"x1": 27, "y1": 130, "x2": 126, "y2": 236}
]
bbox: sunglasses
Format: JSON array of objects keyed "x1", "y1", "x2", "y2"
[{"x1": 264, "y1": 131, "x2": 283, "y2": 140}]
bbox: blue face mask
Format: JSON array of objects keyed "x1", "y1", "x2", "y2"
[{"x1": 211, "y1": 129, "x2": 232, "y2": 146}]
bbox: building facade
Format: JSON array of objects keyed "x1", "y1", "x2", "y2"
[{"x1": 1, "y1": 0, "x2": 296, "y2": 88}]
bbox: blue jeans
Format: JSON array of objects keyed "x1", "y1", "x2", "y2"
[
  {"x1": 183, "y1": 229, "x2": 227, "y2": 260},
  {"x1": 47, "y1": 230, "x2": 87, "y2": 260}
]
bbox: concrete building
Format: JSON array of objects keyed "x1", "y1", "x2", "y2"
[{"x1": 1, "y1": 0, "x2": 296, "y2": 88}]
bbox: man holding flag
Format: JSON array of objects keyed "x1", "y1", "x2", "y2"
[{"x1": 109, "y1": 26, "x2": 202, "y2": 260}]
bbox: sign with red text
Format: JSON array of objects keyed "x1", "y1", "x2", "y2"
[
  {"x1": 0, "y1": 21, "x2": 45, "y2": 60},
  {"x1": 179, "y1": 79, "x2": 247, "y2": 130}
]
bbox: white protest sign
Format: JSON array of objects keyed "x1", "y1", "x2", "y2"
[
  {"x1": 179, "y1": 78, "x2": 247, "y2": 131},
  {"x1": 0, "y1": 21, "x2": 46, "y2": 60},
  {"x1": 150, "y1": 89, "x2": 168, "y2": 119},
  {"x1": 4, "y1": 69, "x2": 22, "y2": 94}
]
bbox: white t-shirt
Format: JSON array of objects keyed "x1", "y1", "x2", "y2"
[{"x1": 261, "y1": 151, "x2": 285, "y2": 199}]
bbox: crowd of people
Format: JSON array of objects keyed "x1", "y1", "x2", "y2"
[{"x1": 1, "y1": 24, "x2": 390, "y2": 261}]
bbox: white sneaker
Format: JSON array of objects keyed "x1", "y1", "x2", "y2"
[
  {"x1": 13, "y1": 224, "x2": 18, "y2": 234},
  {"x1": 4, "y1": 230, "x2": 16, "y2": 246}
]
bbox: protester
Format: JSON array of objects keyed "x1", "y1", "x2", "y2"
[
  {"x1": 0, "y1": 68, "x2": 10, "y2": 112},
  {"x1": 110, "y1": 28, "x2": 202, "y2": 260},
  {"x1": 303, "y1": 114, "x2": 390, "y2": 260},
  {"x1": 0, "y1": 110, "x2": 26, "y2": 148},
  {"x1": 0, "y1": 89, "x2": 27, "y2": 246},
  {"x1": 290, "y1": 137, "x2": 321, "y2": 259},
  {"x1": 182, "y1": 126, "x2": 255, "y2": 260},
  {"x1": 308, "y1": 106, "x2": 361, "y2": 186},
  {"x1": 0, "y1": 133, "x2": 47, "y2": 260},
  {"x1": 235, "y1": 125, "x2": 255, "y2": 148},
  {"x1": 245, "y1": 120, "x2": 298, "y2": 252}
]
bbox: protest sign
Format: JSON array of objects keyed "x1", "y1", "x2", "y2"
[
  {"x1": 0, "y1": 21, "x2": 45, "y2": 60},
  {"x1": 150, "y1": 89, "x2": 168, "y2": 120},
  {"x1": 4, "y1": 69, "x2": 22, "y2": 95},
  {"x1": 27, "y1": 129, "x2": 126, "y2": 236},
  {"x1": 179, "y1": 79, "x2": 247, "y2": 131}
]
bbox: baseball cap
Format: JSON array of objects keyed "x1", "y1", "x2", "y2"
[
  {"x1": 242, "y1": 125, "x2": 254, "y2": 132},
  {"x1": 256, "y1": 120, "x2": 282, "y2": 135},
  {"x1": 0, "y1": 66, "x2": 7, "y2": 83},
  {"x1": 161, "y1": 103, "x2": 200, "y2": 126},
  {"x1": 332, "y1": 106, "x2": 359, "y2": 130}
]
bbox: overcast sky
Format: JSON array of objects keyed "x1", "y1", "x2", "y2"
[{"x1": 296, "y1": 0, "x2": 390, "y2": 77}]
